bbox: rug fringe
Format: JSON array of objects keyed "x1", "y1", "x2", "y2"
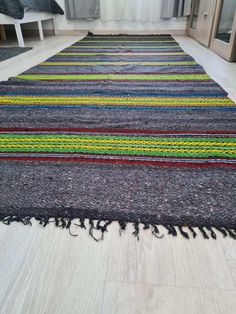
[{"x1": 0, "y1": 216, "x2": 236, "y2": 241}]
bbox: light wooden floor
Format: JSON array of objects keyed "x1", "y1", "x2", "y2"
[{"x1": 0, "y1": 35, "x2": 236, "y2": 314}]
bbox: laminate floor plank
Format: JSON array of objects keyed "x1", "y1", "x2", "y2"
[{"x1": 101, "y1": 282, "x2": 236, "y2": 314}]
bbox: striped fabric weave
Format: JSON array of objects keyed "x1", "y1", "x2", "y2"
[
  {"x1": 0, "y1": 34, "x2": 236, "y2": 238},
  {"x1": 0, "y1": 34, "x2": 235, "y2": 166}
]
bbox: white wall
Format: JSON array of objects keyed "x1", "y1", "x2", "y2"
[{"x1": 53, "y1": 0, "x2": 187, "y2": 34}]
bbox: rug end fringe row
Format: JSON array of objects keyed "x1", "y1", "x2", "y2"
[{"x1": 1, "y1": 215, "x2": 236, "y2": 241}]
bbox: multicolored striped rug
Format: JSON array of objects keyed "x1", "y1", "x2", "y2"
[{"x1": 0, "y1": 34, "x2": 236, "y2": 240}]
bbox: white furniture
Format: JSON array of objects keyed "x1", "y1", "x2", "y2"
[{"x1": 0, "y1": 11, "x2": 56, "y2": 47}]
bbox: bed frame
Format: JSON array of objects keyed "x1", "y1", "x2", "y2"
[{"x1": 0, "y1": 11, "x2": 56, "y2": 47}]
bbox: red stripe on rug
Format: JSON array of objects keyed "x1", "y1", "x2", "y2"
[
  {"x1": 0, "y1": 156, "x2": 235, "y2": 168},
  {"x1": 0, "y1": 128, "x2": 235, "y2": 135},
  {"x1": 1, "y1": 152, "x2": 236, "y2": 161},
  {"x1": 26, "y1": 72, "x2": 205, "y2": 75}
]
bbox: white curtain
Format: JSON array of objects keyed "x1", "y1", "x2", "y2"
[{"x1": 100, "y1": 0, "x2": 162, "y2": 22}]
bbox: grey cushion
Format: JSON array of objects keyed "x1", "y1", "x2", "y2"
[{"x1": 0, "y1": 0, "x2": 64, "y2": 19}]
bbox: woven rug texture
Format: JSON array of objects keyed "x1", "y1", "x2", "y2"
[{"x1": 0, "y1": 34, "x2": 236, "y2": 239}]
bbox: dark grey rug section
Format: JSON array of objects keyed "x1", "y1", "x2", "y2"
[
  {"x1": 0, "y1": 47, "x2": 32, "y2": 62},
  {"x1": 0, "y1": 161, "x2": 236, "y2": 239},
  {"x1": 1, "y1": 161, "x2": 236, "y2": 228}
]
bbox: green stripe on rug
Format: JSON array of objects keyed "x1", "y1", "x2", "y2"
[
  {"x1": 16, "y1": 74, "x2": 210, "y2": 81},
  {"x1": 0, "y1": 134, "x2": 235, "y2": 158}
]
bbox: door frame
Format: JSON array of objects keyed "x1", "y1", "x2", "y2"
[
  {"x1": 187, "y1": 0, "x2": 217, "y2": 47},
  {"x1": 210, "y1": 0, "x2": 236, "y2": 61},
  {"x1": 187, "y1": 0, "x2": 200, "y2": 38}
]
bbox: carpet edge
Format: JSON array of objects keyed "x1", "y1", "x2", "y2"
[{"x1": 1, "y1": 215, "x2": 236, "y2": 241}]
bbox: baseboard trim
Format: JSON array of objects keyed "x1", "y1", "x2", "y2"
[
  {"x1": 55, "y1": 30, "x2": 88, "y2": 36},
  {"x1": 56, "y1": 29, "x2": 186, "y2": 36}
]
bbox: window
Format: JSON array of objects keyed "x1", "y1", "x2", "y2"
[{"x1": 216, "y1": 0, "x2": 236, "y2": 43}]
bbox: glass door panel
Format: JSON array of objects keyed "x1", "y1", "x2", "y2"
[
  {"x1": 191, "y1": 0, "x2": 201, "y2": 29},
  {"x1": 216, "y1": 0, "x2": 236, "y2": 43}
]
